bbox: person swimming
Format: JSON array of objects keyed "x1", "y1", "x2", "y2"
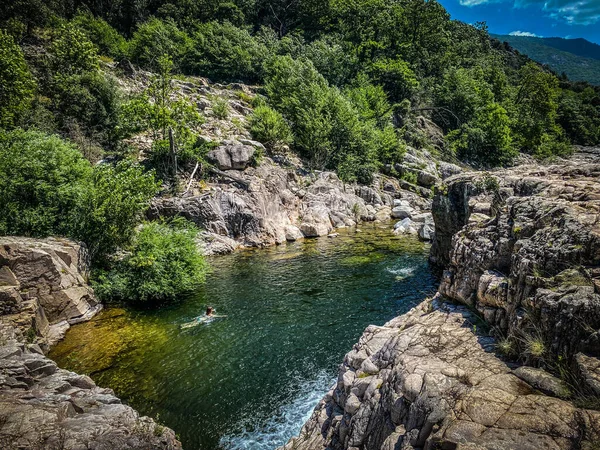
[{"x1": 206, "y1": 306, "x2": 215, "y2": 317}]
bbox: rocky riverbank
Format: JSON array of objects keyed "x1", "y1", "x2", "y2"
[
  {"x1": 0, "y1": 238, "x2": 181, "y2": 449},
  {"x1": 281, "y1": 147, "x2": 600, "y2": 450}
]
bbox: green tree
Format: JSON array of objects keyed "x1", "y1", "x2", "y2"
[
  {"x1": 0, "y1": 129, "x2": 158, "y2": 260},
  {"x1": 128, "y1": 18, "x2": 191, "y2": 70},
  {"x1": 184, "y1": 21, "x2": 266, "y2": 81},
  {"x1": 72, "y1": 12, "x2": 127, "y2": 59},
  {"x1": 50, "y1": 24, "x2": 99, "y2": 76},
  {"x1": 0, "y1": 30, "x2": 36, "y2": 128},
  {"x1": 448, "y1": 102, "x2": 516, "y2": 166},
  {"x1": 514, "y1": 62, "x2": 560, "y2": 151}
]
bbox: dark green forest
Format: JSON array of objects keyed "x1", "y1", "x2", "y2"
[{"x1": 2, "y1": 0, "x2": 600, "y2": 302}]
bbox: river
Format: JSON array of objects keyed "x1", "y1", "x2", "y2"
[{"x1": 50, "y1": 224, "x2": 437, "y2": 449}]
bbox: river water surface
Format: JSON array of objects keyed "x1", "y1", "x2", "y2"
[{"x1": 50, "y1": 224, "x2": 437, "y2": 449}]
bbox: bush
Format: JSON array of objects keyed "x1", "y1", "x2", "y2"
[
  {"x1": 448, "y1": 102, "x2": 516, "y2": 167},
  {"x1": 0, "y1": 129, "x2": 159, "y2": 260},
  {"x1": 249, "y1": 104, "x2": 292, "y2": 151},
  {"x1": 211, "y1": 97, "x2": 229, "y2": 119},
  {"x1": 93, "y1": 218, "x2": 208, "y2": 304},
  {"x1": 0, "y1": 129, "x2": 91, "y2": 237},
  {"x1": 184, "y1": 21, "x2": 266, "y2": 81},
  {"x1": 0, "y1": 30, "x2": 35, "y2": 127},
  {"x1": 70, "y1": 160, "x2": 159, "y2": 260},
  {"x1": 50, "y1": 24, "x2": 99, "y2": 76},
  {"x1": 52, "y1": 71, "x2": 123, "y2": 147}
]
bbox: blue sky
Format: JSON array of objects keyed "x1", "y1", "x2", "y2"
[{"x1": 438, "y1": 0, "x2": 600, "y2": 44}]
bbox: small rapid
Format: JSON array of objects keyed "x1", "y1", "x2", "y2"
[
  {"x1": 51, "y1": 224, "x2": 437, "y2": 450},
  {"x1": 219, "y1": 371, "x2": 334, "y2": 449}
]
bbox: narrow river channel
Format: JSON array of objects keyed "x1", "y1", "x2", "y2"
[{"x1": 50, "y1": 224, "x2": 437, "y2": 449}]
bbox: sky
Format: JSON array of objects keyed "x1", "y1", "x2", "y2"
[{"x1": 438, "y1": 0, "x2": 600, "y2": 44}]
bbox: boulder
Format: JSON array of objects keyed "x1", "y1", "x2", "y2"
[
  {"x1": 300, "y1": 222, "x2": 329, "y2": 238},
  {"x1": 391, "y1": 205, "x2": 414, "y2": 219},
  {"x1": 207, "y1": 140, "x2": 256, "y2": 170},
  {"x1": 285, "y1": 225, "x2": 304, "y2": 242},
  {"x1": 439, "y1": 162, "x2": 462, "y2": 180},
  {"x1": 393, "y1": 218, "x2": 417, "y2": 235},
  {"x1": 418, "y1": 223, "x2": 434, "y2": 241}
]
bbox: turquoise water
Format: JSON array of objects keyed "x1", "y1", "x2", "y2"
[{"x1": 50, "y1": 224, "x2": 436, "y2": 449}]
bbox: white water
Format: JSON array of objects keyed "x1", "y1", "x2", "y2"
[
  {"x1": 219, "y1": 371, "x2": 335, "y2": 450},
  {"x1": 386, "y1": 265, "x2": 416, "y2": 278}
]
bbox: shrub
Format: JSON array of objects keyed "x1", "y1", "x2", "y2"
[
  {"x1": 93, "y1": 218, "x2": 208, "y2": 304},
  {"x1": 50, "y1": 24, "x2": 99, "y2": 76},
  {"x1": 249, "y1": 105, "x2": 292, "y2": 151},
  {"x1": 70, "y1": 160, "x2": 159, "y2": 260},
  {"x1": 0, "y1": 129, "x2": 92, "y2": 237},
  {"x1": 448, "y1": 102, "x2": 516, "y2": 167},
  {"x1": 211, "y1": 97, "x2": 229, "y2": 119},
  {"x1": 52, "y1": 71, "x2": 123, "y2": 147},
  {"x1": 0, "y1": 30, "x2": 35, "y2": 127},
  {"x1": 184, "y1": 21, "x2": 266, "y2": 81},
  {"x1": 0, "y1": 129, "x2": 159, "y2": 260}
]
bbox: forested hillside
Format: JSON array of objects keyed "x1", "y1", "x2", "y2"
[
  {"x1": 493, "y1": 34, "x2": 600, "y2": 85},
  {"x1": 2, "y1": 0, "x2": 600, "y2": 300}
]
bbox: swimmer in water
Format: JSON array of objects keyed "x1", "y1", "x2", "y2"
[{"x1": 206, "y1": 306, "x2": 215, "y2": 317}]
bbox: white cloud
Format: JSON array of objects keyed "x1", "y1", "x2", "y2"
[
  {"x1": 459, "y1": 0, "x2": 600, "y2": 25},
  {"x1": 509, "y1": 30, "x2": 541, "y2": 36}
]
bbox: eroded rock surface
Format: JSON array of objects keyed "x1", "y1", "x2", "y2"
[
  {"x1": 281, "y1": 298, "x2": 600, "y2": 450},
  {"x1": 0, "y1": 237, "x2": 100, "y2": 348},
  {"x1": 150, "y1": 160, "x2": 436, "y2": 255},
  {"x1": 0, "y1": 238, "x2": 181, "y2": 449},
  {"x1": 0, "y1": 342, "x2": 179, "y2": 450}
]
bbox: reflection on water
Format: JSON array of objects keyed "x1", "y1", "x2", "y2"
[{"x1": 51, "y1": 224, "x2": 437, "y2": 450}]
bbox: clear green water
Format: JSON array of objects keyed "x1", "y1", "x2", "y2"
[{"x1": 50, "y1": 224, "x2": 436, "y2": 450}]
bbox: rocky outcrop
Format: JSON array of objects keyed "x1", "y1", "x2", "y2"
[
  {"x1": 432, "y1": 150, "x2": 600, "y2": 365},
  {"x1": 150, "y1": 159, "x2": 435, "y2": 255},
  {"x1": 0, "y1": 238, "x2": 181, "y2": 449},
  {"x1": 0, "y1": 342, "x2": 179, "y2": 450},
  {"x1": 0, "y1": 237, "x2": 100, "y2": 348},
  {"x1": 282, "y1": 148, "x2": 600, "y2": 450},
  {"x1": 281, "y1": 297, "x2": 600, "y2": 450}
]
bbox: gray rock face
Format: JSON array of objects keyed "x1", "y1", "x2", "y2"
[
  {"x1": 0, "y1": 238, "x2": 182, "y2": 449},
  {"x1": 432, "y1": 153, "x2": 600, "y2": 364},
  {"x1": 280, "y1": 298, "x2": 600, "y2": 450},
  {"x1": 0, "y1": 342, "x2": 180, "y2": 450},
  {"x1": 0, "y1": 238, "x2": 100, "y2": 347},
  {"x1": 207, "y1": 140, "x2": 256, "y2": 170},
  {"x1": 282, "y1": 148, "x2": 600, "y2": 450},
  {"x1": 150, "y1": 160, "x2": 423, "y2": 253}
]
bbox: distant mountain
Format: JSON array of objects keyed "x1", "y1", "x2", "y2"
[{"x1": 491, "y1": 34, "x2": 600, "y2": 85}]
